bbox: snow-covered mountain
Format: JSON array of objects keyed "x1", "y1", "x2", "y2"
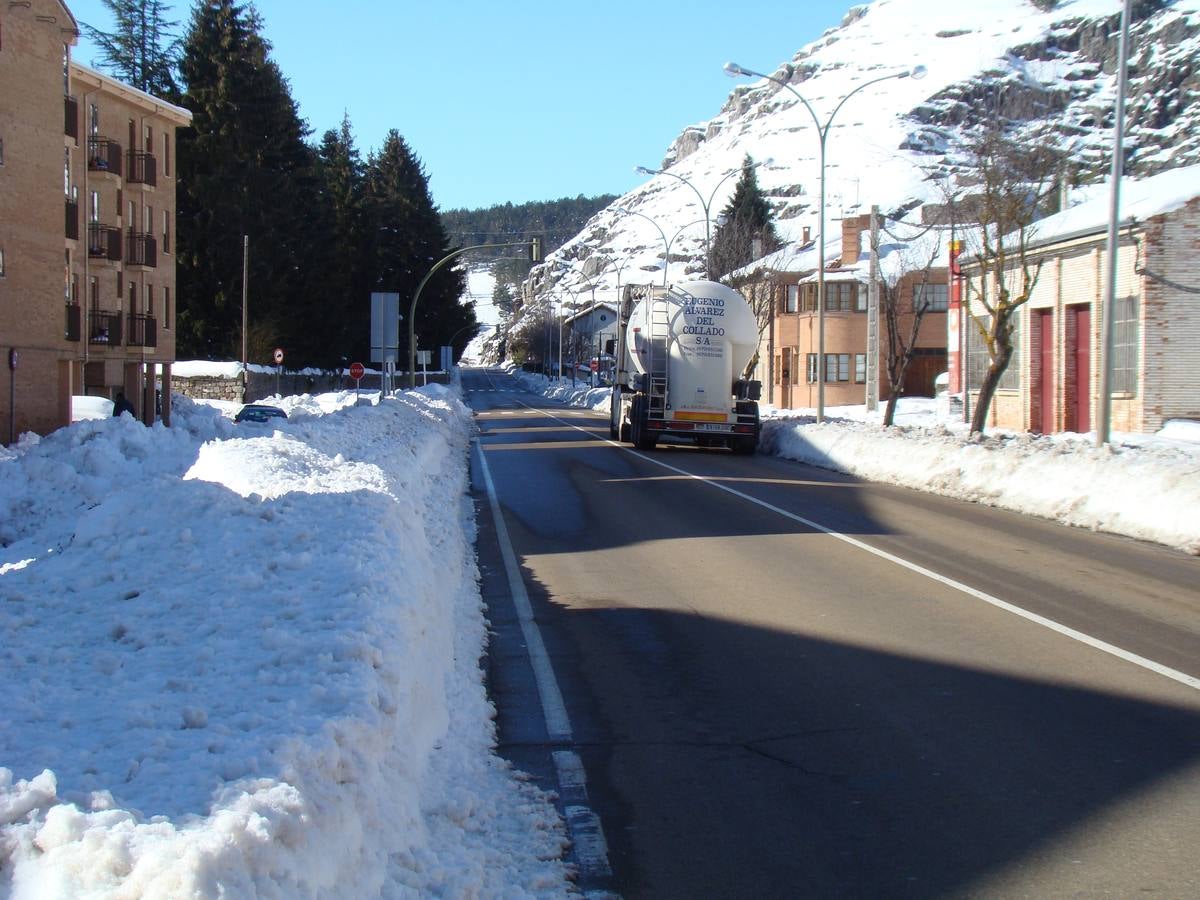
[{"x1": 522, "y1": 0, "x2": 1199, "y2": 308}]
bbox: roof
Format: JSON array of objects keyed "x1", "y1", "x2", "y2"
[
  {"x1": 69, "y1": 61, "x2": 193, "y2": 125},
  {"x1": 563, "y1": 302, "x2": 618, "y2": 327},
  {"x1": 1021, "y1": 163, "x2": 1200, "y2": 249}
]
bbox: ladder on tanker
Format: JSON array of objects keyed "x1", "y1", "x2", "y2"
[{"x1": 646, "y1": 291, "x2": 672, "y2": 416}]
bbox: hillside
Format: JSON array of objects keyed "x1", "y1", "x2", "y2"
[{"x1": 523, "y1": 0, "x2": 1199, "y2": 307}]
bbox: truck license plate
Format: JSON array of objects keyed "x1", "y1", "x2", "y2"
[{"x1": 695, "y1": 423, "x2": 729, "y2": 432}]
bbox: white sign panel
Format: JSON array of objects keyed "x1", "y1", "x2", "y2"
[{"x1": 370, "y1": 292, "x2": 400, "y2": 363}]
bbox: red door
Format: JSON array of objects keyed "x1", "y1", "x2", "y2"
[
  {"x1": 1033, "y1": 310, "x2": 1054, "y2": 433},
  {"x1": 1068, "y1": 305, "x2": 1091, "y2": 433}
]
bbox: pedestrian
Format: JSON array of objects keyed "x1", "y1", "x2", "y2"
[{"x1": 112, "y1": 391, "x2": 135, "y2": 418}]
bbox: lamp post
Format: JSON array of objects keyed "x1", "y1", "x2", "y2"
[
  {"x1": 724, "y1": 61, "x2": 925, "y2": 421},
  {"x1": 634, "y1": 160, "x2": 770, "y2": 278},
  {"x1": 614, "y1": 209, "x2": 711, "y2": 286},
  {"x1": 409, "y1": 239, "x2": 539, "y2": 388}
]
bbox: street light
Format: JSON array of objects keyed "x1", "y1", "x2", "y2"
[
  {"x1": 614, "y1": 208, "x2": 711, "y2": 286},
  {"x1": 725, "y1": 60, "x2": 925, "y2": 422},
  {"x1": 634, "y1": 159, "x2": 771, "y2": 278}
]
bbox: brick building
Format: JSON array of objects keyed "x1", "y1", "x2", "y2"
[
  {"x1": 732, "y1": 214, "x2": 949, "y2": 410},
  {"x1": 0, "y1": 0, "x2": 191, "y2": 442},
  {"x1": 957, "y1": 165, "x2": 1200, "y2": 434}
]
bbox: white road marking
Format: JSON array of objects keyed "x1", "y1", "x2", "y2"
[
  {"x1": 506, "y1": 398, "x2": 1200, "y2": 693},
  {"x1": 474, "y1": 431, "x2": 616, "y2": 885}
]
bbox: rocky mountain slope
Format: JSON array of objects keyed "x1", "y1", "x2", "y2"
[{"x1": 517, "y1": 0, "x2": 1198, "y2": 313}]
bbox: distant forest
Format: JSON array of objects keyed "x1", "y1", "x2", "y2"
[{"x1": 441, "y1": 194, "x2": 618, "y2": 258}]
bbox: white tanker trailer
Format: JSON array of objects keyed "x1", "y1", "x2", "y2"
[{"x1": 608, "y1": 280, "x2": 762, "y2": 453}]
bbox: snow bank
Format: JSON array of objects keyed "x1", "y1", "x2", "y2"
[{"x1": 0, "y1": 388, "x2": 568, "y2": 897}]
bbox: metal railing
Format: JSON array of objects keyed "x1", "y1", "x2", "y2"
[
  {"x1": 89, "y1": 309, "x2": 123, "y2": 346},
  {"x1": 127, "y1": 313, "x2": 157, "y2": 348},
  {"x1": 125, "y1": 231, "x2": 157, "y2": 268},
  {"x1": 65, "y1": 96, "x2": 79, "y2": 140},
  {"x1": 65, "y1": 303, "x2": 81, "y2": 342},
  {"x1": 126, "y1": 151, "x2": 157, "y2": 187},
  {"x1": 87, "y1": 137, "x2": 123, "y2": 177},
  {"x1": 66, "y1": 198, "x2": 79, "y2": 240},
  {"x1": 88, "y1": 223, "x2": 123, "y2": 261}
]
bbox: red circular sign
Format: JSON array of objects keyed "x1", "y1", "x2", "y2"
[{"x1": 349, "y1": 362, "x2": 365, "y2": 380}]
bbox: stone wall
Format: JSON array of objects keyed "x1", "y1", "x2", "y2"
[{"x1": 171, "y1": 371, "x2": 451, "y2": 404}]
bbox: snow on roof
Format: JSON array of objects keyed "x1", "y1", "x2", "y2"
[{"x1": 1027, "y1": 162, "x2": 1200, "y2": 248}]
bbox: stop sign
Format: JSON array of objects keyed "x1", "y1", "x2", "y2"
[{"x1": 349, "y1": 362, "x2": 365, "y2": 380}]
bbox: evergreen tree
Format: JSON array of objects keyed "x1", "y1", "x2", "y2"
[
  {"x1": 316, "y1": 115, "x2": 373, "y2": 367},
  {"x1": 366, "y1": 131, "x2": 471, "y2": 364},
  {"x1": 708, "y1": 156, "x2": 781, "y2": 279},
  {"x1": 81, "y1": 0, "x2": 181, "y2": 99},
  {"x1": 176, "y1": 0, "x2": 334, "y2": 366}
]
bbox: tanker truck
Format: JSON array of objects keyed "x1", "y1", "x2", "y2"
[{"x1": 608, "y1": 280, "x2": 762, "y2": 453}]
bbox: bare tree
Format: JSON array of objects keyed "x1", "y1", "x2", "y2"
[
  {"x1": 868, "y1": 216, "x2": 944, "y2": 427},
  {"x1": 957, "y1": 128, "x2": 1065, "y2": 433}
]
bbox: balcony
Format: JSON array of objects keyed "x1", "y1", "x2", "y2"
[
  {"x1": 127, "y1": 314, "x2": 157, "y2": 348},
  {"x1": 125, "y1": 231, "x2": 157, "y2": 268},
  {"x1": 66, "y1": 303, "x2": 81, "y2": 342},
  {"x1": 87, "y1": 137, "x2": 123, "y2": 177},
  {"x1": 89, "y1": 309, "x2": 124, "y2": 346},
  {"x1": 126, "y1": 151, "x2": 157, "y2": 187},
  {"x1": 65, "y1": 96, "x2": 79, "y2": 140},
  {"x1": 88, "y1": 223, "x2": 123, "y2": 261},
  {"x1": 66, "y1": 198, "x2": 79, "y2": 240}
]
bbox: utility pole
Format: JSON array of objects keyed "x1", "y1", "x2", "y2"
[{"x1": 241, "y1": 235, "x2": 249, "y2": 402}]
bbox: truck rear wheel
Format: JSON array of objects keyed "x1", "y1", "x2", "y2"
[
  {"x1": 731, "y1": 437, "x2": 757, "y2": 455},
  {"x1": 631, "y1": 396, "x2": 657, "y2": 451}
]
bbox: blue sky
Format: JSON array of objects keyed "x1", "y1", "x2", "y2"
[{"x1": 67, "y1": 0, "x2": 855, "y2": 211}]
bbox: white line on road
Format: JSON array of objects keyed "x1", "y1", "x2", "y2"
[
  {"x1": 474, "y1": 434, "x2": 616, "y2": 886},
  {"x1": 504, "y1": 397, "x2": 1200, "y2": 693}
]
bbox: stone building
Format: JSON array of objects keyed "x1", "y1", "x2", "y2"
[
  {"x1": 0, "y1": 0, "x2": 191, "y2": 442},
  {"x1": 957, "y1": 165, "x2": 1200, "y2": 434}
]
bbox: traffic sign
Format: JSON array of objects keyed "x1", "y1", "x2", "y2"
[
  {"x1": 349, "y1": 362, "x2": 365, "y2": 380},
  {"x1": 273, "y1": 347, "x2": 284, "y2": 364}
]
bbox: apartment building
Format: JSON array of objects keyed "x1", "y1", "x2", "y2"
[
  {"x1": 0, "y1": 0, "x2": 191, "y2": 442},
  {"x1": 733, "y1": 214, "x2": 949, "y2": 410}
]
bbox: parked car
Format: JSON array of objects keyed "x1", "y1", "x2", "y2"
[{"x1": 234, "y1": 404, "x2": 288, "y2": 424}]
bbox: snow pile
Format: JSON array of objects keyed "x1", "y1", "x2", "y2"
[
  {"x1": 508, "y1": 371, "x2": 1199, "y2": 555},
  {"x1": 761, "y1": 415, "x2": 1200, "y2": 555},
  {"x1": 0, "y1": 387, "x2": 568, "y2": 897}
]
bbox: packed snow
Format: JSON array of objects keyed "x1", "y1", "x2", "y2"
[
  {"x1": 509, "y1": 368, "x2": 1200, "y2": 556},
  {"x1": 0, "y1": 386, "x2": 569, "y2": 898}
]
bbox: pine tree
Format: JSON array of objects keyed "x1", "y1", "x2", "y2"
[
  {"x1": 366, "y1": 131, "x2": 471, "y2": 364},
  {"x1": 708, "y1": 156, "x2": 781, "y2": 279},
  {"x1": 316, "y1": 115, "x2": 373, "y2": 367},
  {"x1": 81, "y1": 0, "x2": 181, "y2": 99},
  {"x1": 176, "y1": 0, "x2": 335, "y2": 366}
]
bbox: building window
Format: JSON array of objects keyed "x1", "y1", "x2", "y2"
[
  {"x1": 144, "y1": 124, "x2": 152, "y2": 153},
  {"x1": 915, "y1": 282, "x2": 949, "y2": 312},
  {"x1": 967, "y1": 313, "x2": 1021, "y2": 390},
  {"x1": 827, "y1": 282, "x2": 858, "y2": 312},
  {"x1": 162, "y1": 209, "x2": 170, "y2": 252},
  {"x1": 855, "y1": 353, "x2": 866, "y2": 383},
  {"x1": 144, "y1": 204, "x2": 152, "y2": 234},
  {"x1": 89, "y1": 275, "x2": 99, "y2": 307},
  {"x1": 163, "y1": 286, "x2": 171, "y2": 327},
  {"x1": 162, "y1": 133, "x2": 170, "y2": 176},
  {"x1": 1112, "y1": 296, "x2": 1139, "y2": 395},
  {"x1": 855, "y1": 285, "x2": 868, "y2": 312},
  {"x1": 0, "y1": 136, "x2": 5, "y2": 166},
  {"x1": 129, "y1": 280, "x2": 137, "y2": 312},
  {"x1": 784, "y1": 284, "x2": 798, "y2": 313},
  {"x1": 825, "y1": 353, "x2": 851, "y2": 382},
  {"x1": 117, "y1": 271, "x2": 123, "y2": 297},
  {"x1": 89, "y1": 103, "x2": 99, "y2": 137},
  {"x1": 90, "y1": 191, "x2": 99, "y2": 222},
  {"x1": 806, "y1": 353, "x2": 819, "y2": 383},
  {"x1": 0, "y1": 247, "x2": 5, "y2": 277},
  {"x1": 779, "y1": 347, "x2": 791, "y2": 383}
]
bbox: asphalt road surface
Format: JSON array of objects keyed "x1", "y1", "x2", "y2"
[{"x1": 466, "y1": 366, "x2": 1200, "y2": 899}]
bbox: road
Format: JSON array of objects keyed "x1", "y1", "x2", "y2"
[{"x1": 465, "y1": 367, "x2": 1200, "y2": 899}]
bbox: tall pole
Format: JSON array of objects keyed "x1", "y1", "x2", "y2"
[
  {"x1": 1097, "y1": 0, "x2": 1131, "y2": 447},
  {"x1": 241, "y1": 235, "x2": 249, "y2": 402},
  {"x1": 724, "y1": 63, "x2": 924, "y2": 422}
]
